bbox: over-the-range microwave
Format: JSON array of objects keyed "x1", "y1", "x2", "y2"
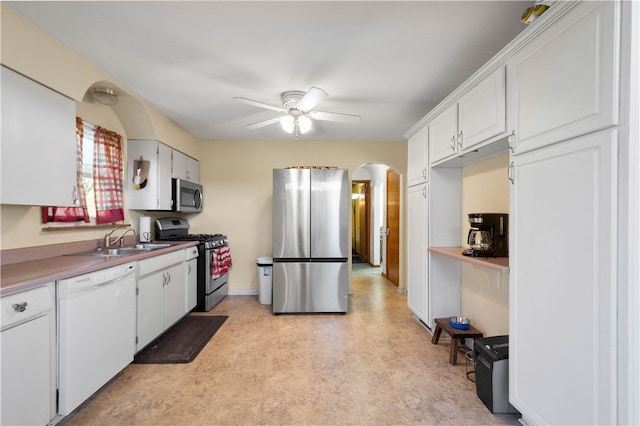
[{"x1": 172, "y1": 178, "x2": 203, "y2": 213}]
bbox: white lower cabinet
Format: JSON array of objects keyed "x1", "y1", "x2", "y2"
[
  {"x1": 185, "y1": 251, "x2": 198, "y2": 312},
  {"x1": 407, "y1": 183, "x2": 428, "y2": 323},
  {"x1": 136, "y1": 250, "x2": 187, "y2": 351},
  {"x1": 509, "y1": 129, "x2": 617, "y2": 425},
  {"x1": 1, "y1": 283, "x2": 55, "y2": 426}
]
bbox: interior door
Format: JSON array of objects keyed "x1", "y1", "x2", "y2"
[
  {"x1": 386, "y1": 169, "x2": 400, "y2": 286},
  {"x1": 352, "y1": 181, "x2": 370, "y2": 263}
]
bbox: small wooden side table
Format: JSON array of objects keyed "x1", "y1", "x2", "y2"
[{"x1": 431, "y1": 317, "x2": 483, "y2": 365}]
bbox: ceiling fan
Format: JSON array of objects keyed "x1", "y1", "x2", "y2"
[{"x1": 234, "y1": 87, "x2": 360, "y2": 138}]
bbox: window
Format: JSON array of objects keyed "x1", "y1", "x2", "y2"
[{"x1": 42, "y1": 117, "x2": 124, "y2": 225}]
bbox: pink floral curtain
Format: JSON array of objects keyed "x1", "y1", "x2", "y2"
[
  {"x1": 93, "y1": 126, "x2": 124, "y2": 224},
  {"x1": 42, "y1": 117, "x2": 89, "y2": 223}
]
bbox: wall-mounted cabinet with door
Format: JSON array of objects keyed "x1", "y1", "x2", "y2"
[
  {"x1": 1, "y1": 66, "x2": 77, "y2": 207},
  {"x1": 172, "y1": 149, "x2": 199, "y2": 183},
  {"x1": 127, "y1": 139, "x2": 200, "y2": 211},
  {"x1": 429, "y1": 66, "x2": 507, "y2": 165}
]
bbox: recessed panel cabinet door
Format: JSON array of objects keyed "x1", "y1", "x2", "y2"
[
  {"x1": 407, "y1": 183, "x2": 428, "y2": 322},
  {"x1": 429, "y1": 104, "x2": 458, "y2": 164},
  {"x1": 509, "y1": 129, "x2": 617, "y2": 425},
  {"x1": 408, "y1": 127, "x2": 428, "y2": 186},
  {"x1": 510, "y1": 1, "x2": 619, "y2": 154}
]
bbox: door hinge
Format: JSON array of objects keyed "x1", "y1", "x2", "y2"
[
  {"x1": 135, "y1": 336, "x2": 139, "y2": 345},
  {"x1": 136, "y1": 287, "x2": 139, "y2": 296}
]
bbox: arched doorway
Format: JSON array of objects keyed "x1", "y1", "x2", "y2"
[{"x1": 352, "y1": 163, "x2": 399, "y2": 281}]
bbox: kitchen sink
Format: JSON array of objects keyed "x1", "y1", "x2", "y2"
[{"x1": 66, "y1": 243, "x2": 172, "y2": 257}]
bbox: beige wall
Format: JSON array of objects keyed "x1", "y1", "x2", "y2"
[
  {"x1": 459, "y1": 152, "x2": 510, "y2": 336},
  {"x1": 190, "y1": 139, "x2": 406, "y2": 293}
]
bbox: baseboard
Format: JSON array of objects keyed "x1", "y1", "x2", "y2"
[{"x1": 228, "y1": 289, "x2": 258, "y2": 296}]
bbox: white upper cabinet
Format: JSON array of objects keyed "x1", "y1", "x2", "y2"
[
  {"x1": 407, "y1": 126, "x2": 428, "y2": 187},
  {"x1": 1, "y1": 66, "x2": 77, "y2": 206},
  {"x1": 509, "y1": 1, "x2": 619, "y2": 155},
  {"x1": 458, "y1": 66, "x2": 506, "y2": 150},
  {"x1": 127, "y1": 140, "x2": 173, "y2": 211},
  {"x1": 429, "y1": 104, "x2": 459, "y2": 164},
  {"x1": 171, "y1": 150, "x2": 199, "y2": 183},
  {"x1": 430, "y1": 66, "x2": 507, "y2": 165}
]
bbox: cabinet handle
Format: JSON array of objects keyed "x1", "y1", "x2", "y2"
[
  {"x1": 167, "y1": 272, "x2": 171, "y2": 284},
  {"x1": 507, "y1": 130, "x2": 516, "y2": 153},
  {"x1": 162, "y1": 272, "x2": 167, "y2": 286},
  {"x1": 458, "y1": 130, "x2": 463, "y2": 148},
  {"x1": 422, "y1": 167, "x2": 427, "y2": 179},
  {"x1": 188, "y1": 264, "x2": 192, "y2": 274},
  {"x1": 12, "y1": 302, "x2": 28, "y2": 312},
  {"x1": 450, "y1": 135, "x2": 456, "y2": 151},
  {"x1": 422, "y1": 187, "x2": 427, "y2": 198},
  {"x1": 508, "y1": 162, "x2": 515, "y2": 184}
]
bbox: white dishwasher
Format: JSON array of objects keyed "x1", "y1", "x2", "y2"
[{"x1": 58, "y1": 262, "x2": 136, "y2": 415}]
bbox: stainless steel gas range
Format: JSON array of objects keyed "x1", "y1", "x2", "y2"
[{"x1": 155, "y1": 217, "x2": 231, "y2": 311}]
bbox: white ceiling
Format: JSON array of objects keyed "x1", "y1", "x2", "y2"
[{"x1": 7, "y1": 1, "x2": 527, "y2": 142}]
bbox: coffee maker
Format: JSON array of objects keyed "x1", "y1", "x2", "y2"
[{"x1": 462, "y1": 213, "x2": 509, "y2": 257}]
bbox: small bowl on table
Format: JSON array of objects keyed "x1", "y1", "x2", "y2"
[{"x1": 449, "y1": 316, "x2": 470, "y2": 330}]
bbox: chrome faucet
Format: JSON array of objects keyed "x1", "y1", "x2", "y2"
[{"x1": 104, "y1": 228, "x2": 137, "y2": 248}]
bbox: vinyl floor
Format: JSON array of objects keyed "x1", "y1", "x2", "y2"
[{"x1": 60, "y1": 272, "x2": 520, "y2": 425}]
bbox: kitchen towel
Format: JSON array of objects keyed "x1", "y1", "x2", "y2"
[{"x1": 211, "y1": 246, "x2": 233, "y2": 279}]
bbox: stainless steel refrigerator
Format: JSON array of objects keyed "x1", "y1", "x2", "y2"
[{"x1": 272, "y1": 168, "x2": 349, "y2": 313}]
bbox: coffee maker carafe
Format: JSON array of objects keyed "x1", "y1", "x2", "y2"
[{"x1": 462, "y1": 213, "x2": 509, "y2": 257}]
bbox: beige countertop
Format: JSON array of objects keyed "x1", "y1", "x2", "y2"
[{"x1": 1, "y1": 240, "x2": 199, "y2": 296}]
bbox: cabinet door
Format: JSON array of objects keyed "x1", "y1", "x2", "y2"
[
  {"x1": 407, "y1": 183, "x2": 428, "y2": 322},
  {"x1": 165, "y1": 262, "x2": 186, "y2": 328},
  {"x1": 429, "y1": 104, "x2": 458, "y2": 164},
  {"x1": 136, "y1": 272, "x2": 165, "y2": 351},
  {"x1": 1, "y1": 283, "x2": 54, "y2": 426},
  {"x1": 511, "y1": 1, "x2": 619, "y2": 154},
  {"x1": 509, "y1": 130, "x2": 617, "y2": 425},
  {"x1": 458, "y1": 66, "x2": 506, "y2": 150},
  {"x1": 172, "y1": 150, "x2": 199, "y2": 183},
  {"x1": 128, "y1": 140, "x2": 173, "y2": 210},
  {"x1": 1, "y1": 316, "x2": 52, "y2": 425},
  {"x1": 186, "y1": 258, "x2": 197, "y2": 312},
  {"x1": 1, "y1": 66, "x2": 77, "y2": 206},
  {"x1": 408, "y1": 127, "x2": 428, "y2": 186}
]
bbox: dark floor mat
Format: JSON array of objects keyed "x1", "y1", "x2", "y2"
[{"x1": 133, "y1": 315, "x2": 227, "y2": 364}]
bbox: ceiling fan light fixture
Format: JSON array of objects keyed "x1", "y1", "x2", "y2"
[
  {"x1": 93, "y1": 87, "x2": 119, "y2": 106},
  {"x1": 297, "y1": 115, "x2": 312, "y2": 134},
  {"x1": 280, "y1": 115, "x2": 295, "y2": 133}
]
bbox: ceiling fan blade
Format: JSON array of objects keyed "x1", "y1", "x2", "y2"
[
  {"x1": 309, "y1": 110, "x2": 361, "y2": 124},
  {"x1": 234, "y1": 97, "x2": 285, "y2": 113},
  {"x1": 245, "y1": 116, "x2": 282, "y2": 130},
  {"x1": 297, "y1": 87, "x2": 328, "y2": 112}
]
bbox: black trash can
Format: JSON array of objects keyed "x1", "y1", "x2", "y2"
[{"x1": 474, "y1": 335, "x2": 519, "y2": 414}]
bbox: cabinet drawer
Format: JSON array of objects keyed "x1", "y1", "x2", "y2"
[
  {"x1": 1, "y1": 284, "x2": 53, "y2": 330},
  {"x1": 137, "y1": 250, "x2": 185, "y2": 276}
]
